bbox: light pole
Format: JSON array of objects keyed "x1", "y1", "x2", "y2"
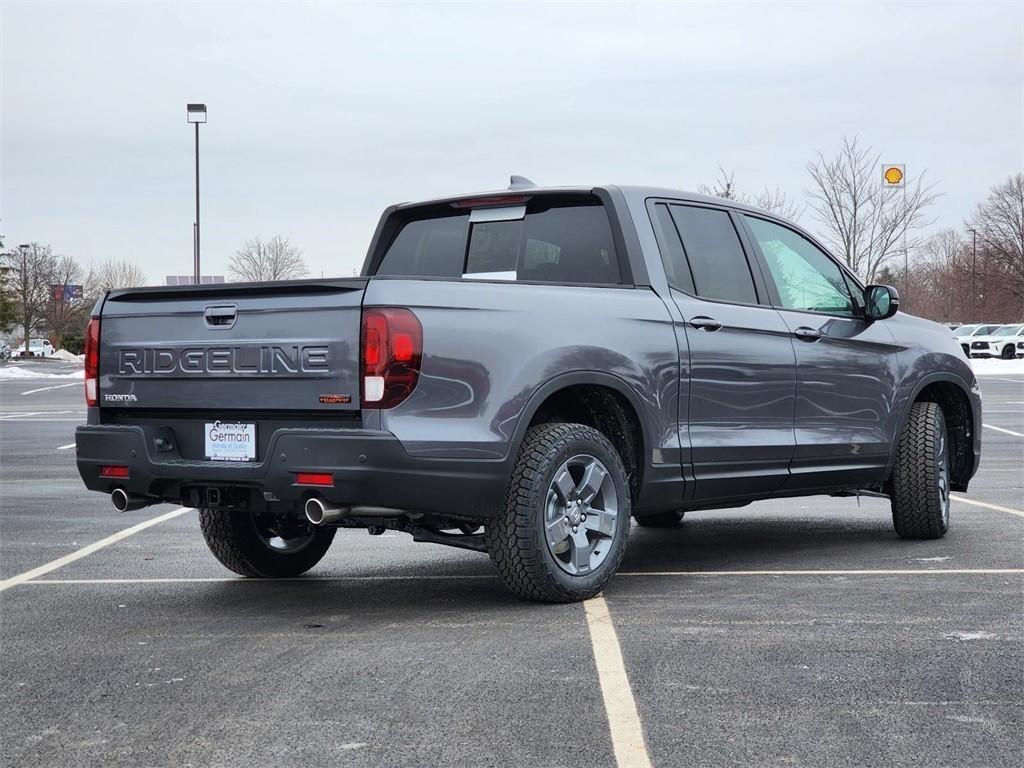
[
  {"x1": 966, "y1": 227, "x2": 977, "y2": 320},
  {"x1": 187, "y1": 103, "x2": 207, "y2": 284}
]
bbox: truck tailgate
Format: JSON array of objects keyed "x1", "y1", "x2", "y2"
[{"x1": 98, "y1": 279, "x2": 366, "y2": 413}]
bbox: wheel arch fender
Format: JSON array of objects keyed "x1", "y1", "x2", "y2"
[
  {"x1": 888, "y1": 370, "x2": 980, "y2": 489},
  {"x1": 506, "y1": 370, "x2": 653, "y2": 470}
]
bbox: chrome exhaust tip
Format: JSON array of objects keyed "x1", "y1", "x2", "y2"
[
  {"x1": 111, "y1": 488, "x2": 153, "y2": 513},
  {"x1": 304, "y1": 497, "x2": 349, "y2": 525}
]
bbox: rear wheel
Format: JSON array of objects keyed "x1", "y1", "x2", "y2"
[
  {"x1": 199, "y1": 509, "x2": 335, "y2": 577},
  {"x1": 891, "y1": 401, "x2": 951, "y2": 539},
  {"x1": 486, "y1": 423, "x2": 631, "y2": 603},
  {"x1": 635, "y1": 509, "x2": 686, "y2": 528}
]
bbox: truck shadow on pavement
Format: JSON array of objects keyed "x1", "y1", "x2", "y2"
[{"x1": 620, "y1": 511, "x2": 928, "y2": 573}]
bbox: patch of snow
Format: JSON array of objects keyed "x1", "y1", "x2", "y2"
[
  {"x1": 0, "y1": 366, "x2": 84, "y2": 380},
  {"x1": 970, "y1": 357, "x2": 1024, "y2": 376},
  {"x1": 943, "y1": 630, "x2": 996, "y2": 641},
  {"x1": 51, "y1": 349, "x2": 84, "y2": 363}
]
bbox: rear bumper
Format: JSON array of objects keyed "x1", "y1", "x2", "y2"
[{"x1": 75, "y1": 424, "x2": 508, "y2": 521}]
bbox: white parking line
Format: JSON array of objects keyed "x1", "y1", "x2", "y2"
[
  {"x1": 0, "y1": 418, "x2": 85, "y2": 422},
  {"x1": 0, "y1": 410, "x2": 77, "y2": 419},
  {"x1": 0, "y1": 411, "x2": 47, "y2": 419},
  {"x1": 15, "y1": 568, "x2": 1024, "y2": 586},
  {"x1": 583, "y1": 596, "x2": 652, "y2": 768},
  {"x1": 951, "y1": 494, "x2": 1024, "y2": 519},
  {"x1": 57, "y1": 443, "x2": 76, "y2": 450},
  {"x1": 0, "y1": 507, "x2": 191, "y2": 593},
  {"x1": 983, "y1": 423, "x2": 1024, "y2": 438},
  {"x1": 20, "y1": 382, "x2": 80, "y2": 395},
  {"x1": 620, "y1": 568, "x2": 1023, "y2": 576}
]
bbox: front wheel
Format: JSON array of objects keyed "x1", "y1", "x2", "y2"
[
  {"x1": 486, "y1": 423, "x2": 631, "y2": 603},
  {"x1": 890, "y1": 401, "x2": 951, "y2": 539},
  {"x1": 1002, "y1": 344, "x2": 1016, "y2": 359},
  {"x1": 199, "y1": 509, "x2": 336, "y2": 577}
]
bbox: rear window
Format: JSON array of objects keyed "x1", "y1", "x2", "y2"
[
  {"x1": 375, "y1": 201, "x2": 621, "y2": 285},
  {"x1": 375, "y1": 214, "x2": 469, "y2": 279}
]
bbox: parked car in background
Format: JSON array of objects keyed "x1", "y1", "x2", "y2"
[
  {"x1": 968, "y1": 324, "x2": 1024, "y2": 359},
  {"x1": 953, "y1": 324, "x2": 999, "y2": 356},
  {"x1": 14, "y1": 338, "x2": 56, "y2": 357},
  {"x1": 0, "y1": 341, "x2": 10, "y2": 362},
  {"x1": 74, "y1": 182, "x2": 982, "y2": 602}
]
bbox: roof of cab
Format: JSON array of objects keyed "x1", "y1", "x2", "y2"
[{"x1": 394, "y1": 182, "x2": 783, "y2": 220}]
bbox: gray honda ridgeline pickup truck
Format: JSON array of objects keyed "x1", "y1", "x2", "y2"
[{"x1": 76, "y1": 181, "x2": 982, "y2": 602}]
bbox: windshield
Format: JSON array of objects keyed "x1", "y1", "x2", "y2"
[
  {"x1": 993, "y1": 324, "x2": 1023, "y2": 336},
  {"x1": 955, "y1": 325, "x2": 978, "y2": 335},
  {"x1": 973, "y1": 325, "x2": 998, "y2": 335}
]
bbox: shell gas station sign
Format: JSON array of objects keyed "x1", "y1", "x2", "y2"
[{"x1": 882, "y1": 164, "x2": 905, "y2": 188}]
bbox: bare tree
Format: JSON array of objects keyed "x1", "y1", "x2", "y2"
[
  {"x1": 89, "y1": 259, "x2": 148, "y2": 293},
  {"x1": 0, "y1": 230, "x2": 16, "y2": 334},
  {"x1": 45, "y1": 255, "x2": 88, "y2": 349},
  {"x1": 1, "y1": 242, "x2": 57, "y2": 353},
  {"x1": 967, "y1": 174, "x2": 1024, "y2": 300},
  {"x1": 698, "y1": 165, "x2": 803, "y2": 220},
  {"x1": 806, "y1": 136, "x2": 939, "y2": 282},
  {"x1": 228, "y1": 236, "x2": 308, "y2": 282}
]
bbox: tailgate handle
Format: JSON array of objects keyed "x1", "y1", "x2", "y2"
[{"x1": 204, "y1": 304, "x2": 237, "y2": 329}]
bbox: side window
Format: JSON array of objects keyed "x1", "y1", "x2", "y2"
[
  {"x1": 668, "y1": 205, "x2": 759, "y2": 304},
  {"x1": 653, "y1": 204, "x2": 695, "y2": 294},
  {"x1": 744, "y1": 216, "x2": 856, "y2": 316}
]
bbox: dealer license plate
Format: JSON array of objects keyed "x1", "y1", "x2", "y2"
[{"x1": 205, "y1": 421, "x2": 257, "y2": 462}]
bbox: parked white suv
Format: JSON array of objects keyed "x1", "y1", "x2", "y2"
[
  {"x1": 953, "y1": 324, "x2": 999, "y2": 356},
  {"x1": 14, "y1": 338, "x2": 56, "y2": 357},
  {"x1": 968, "y1": 324, "x2": 1024, "y2": 359}
]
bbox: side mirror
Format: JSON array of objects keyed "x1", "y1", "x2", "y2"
[{"x1": 864, "y1": 284, "x2": 899, "y2": 320}]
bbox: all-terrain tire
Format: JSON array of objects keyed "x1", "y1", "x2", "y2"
[
  {"x1": 486, "y1": 423, "x2": 631, "y2": 603},
  {"x1": 890, "y1": 401, "x2": 951, "y2": 539},
  {"x1": 634, "y1": 509, "x2": 686, "y2": 528},
  {"x1": 199, "y1": 509, "x2": 336, "y2": 577}
]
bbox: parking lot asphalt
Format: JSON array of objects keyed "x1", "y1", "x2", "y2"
[{"x1": 1, "y1": 363, "x2": 1021, "y2": 767}]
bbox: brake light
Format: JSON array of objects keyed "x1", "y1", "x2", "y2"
[
  {"x1": 100, "y1": 465, "x2": 130, "y2": 479},
  {"x1": 449, "y1": 195, "x2": 530, "y2": 209},
  {"x1": 295, "y1": 472, "x2": 334, "y2": 487},
  {"x1": 361, "y1": 307, "x2": 422, "y2": 409},
  {"x1": 84, "y1": 317, "x2": 100, "y2": 407}
]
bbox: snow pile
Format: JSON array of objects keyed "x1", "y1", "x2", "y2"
[
  {"x1": 51, "y1": 349, "x2": 84, "y2": 363},
  {"x1": 0, "y1": 366, "x2": 84, "y2": 380},
  {"x1": 970, "y1": 358, "x2": 1024, "y2": 377}
]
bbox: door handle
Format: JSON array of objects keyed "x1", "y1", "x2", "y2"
[
  {"x1": 204, "y1": 304, "x2": 238, "y2": 329},
  {"x1": 689, "y1": 316, "x2": 722, "y2": 332},
  {"x1": 793, "y1": 326, "x2": 823, "y2": 342}
]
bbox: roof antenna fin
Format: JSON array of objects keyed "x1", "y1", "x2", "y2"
[{"x1": 508, "y1": 175, "x2": 535, "y2": 190}]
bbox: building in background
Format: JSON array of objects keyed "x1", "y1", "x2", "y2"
[{"x1": 165, "y1": 275, "x2": 225, "y2": 286}]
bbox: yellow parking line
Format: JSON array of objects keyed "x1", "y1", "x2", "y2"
[{"x1": 583, "y1": 596, "x2": 652, "y2": 768}]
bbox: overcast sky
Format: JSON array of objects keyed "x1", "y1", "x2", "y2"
[{"x1": 2, "y1": 0, "x2": 1021, "y2": 282}]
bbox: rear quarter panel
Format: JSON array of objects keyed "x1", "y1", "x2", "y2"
[{"x1": 363, "y1": 278, "x2": 681, "y2": 468}]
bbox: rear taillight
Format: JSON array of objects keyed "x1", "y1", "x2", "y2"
[
  {"x1": 361, "y1": 307, "x2": 422, "y2": 409},
  {"x1": 84, "y1": 317, "x2": 100, "y2": 407}
]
